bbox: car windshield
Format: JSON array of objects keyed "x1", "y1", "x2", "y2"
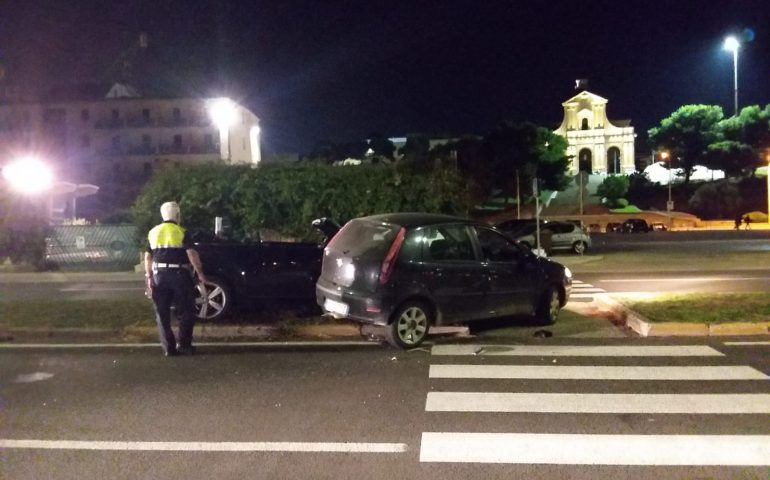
[{"x1": 327, "y1": 219, "x2": 398, "y2": 258}]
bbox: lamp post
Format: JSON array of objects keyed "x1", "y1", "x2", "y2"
[
  {"x1": 766, "y1": 151, "x2": 770, "y2": 224},
  {"x1": 723, "y1": 36, "x2": 740, "y2": 116},
  {"x1": 661, "y1": 151, "x2": 673, "y2": 214},
  {"x1": 2, "y1": 156, "x2": 54, "y2": 222},
  {"x1": 209, "y1": 98, "x2": 237, "y2": 163}
]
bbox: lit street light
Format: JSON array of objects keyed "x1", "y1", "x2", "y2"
[
  {"x1": 208, "y1": 97, "x2": 237, "y2": 163},
  {"x1": 723, "y1": 36, "x2": 740, "y2": 116},
  {"x1": 661, "y1": 151, "x2": 673, "y2": 213},
  {"x1": 2, "y1": 157, "x2": 53, "y2": 194}
]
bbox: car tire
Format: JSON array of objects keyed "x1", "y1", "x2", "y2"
[
  {"x1": 385, "y1": 301, "x2": 432, "y2": 349},
  {"x1": 572, "y1": 241, "x2": 587, "y2": 254},
  {"x1": 194, "y1": 276, "x2": 232, "y2": 322},
  {"x1": 535, "y1": 286, "x2": 561, "y2": 325}
]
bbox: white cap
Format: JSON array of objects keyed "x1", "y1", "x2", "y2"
[{"x1": 160, "y1": 201, "x2": 180, "y2": 222}]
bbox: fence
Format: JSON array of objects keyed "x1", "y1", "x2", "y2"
[{"x1": 46, "y1": 225, "x2": 139, "y2": 270}]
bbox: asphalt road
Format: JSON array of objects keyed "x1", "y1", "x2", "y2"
[{"x1": 1, "y1": 339, "x2": 769, "y2": 479}]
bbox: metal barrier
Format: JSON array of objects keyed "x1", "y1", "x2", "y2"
[{"x1": 46, "y1": 225, "x2": 139, "y2": 270}]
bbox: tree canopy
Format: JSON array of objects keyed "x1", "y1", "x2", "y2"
[{"x1": 648, "y1": 105, "x2": 724, "y2": 184}]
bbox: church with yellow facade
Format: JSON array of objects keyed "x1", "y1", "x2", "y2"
[{"x1": 554, "y1": 90, "x2": 635, "y2": 175}]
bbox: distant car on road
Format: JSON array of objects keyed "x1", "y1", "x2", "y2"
[
  {"x1": 621, "y1": 219, "x2": 651, "y2": 233},
  {"x1": 650, "y1": 222, "x2": 668, "y2": 231},
  {"x1": 605, "y1": 222, "x2": 623, "y2": 233},
  {"x1": 507, "y1": 221, "x2": 591, "y2": 254},
  {"x1": 317, "y1": 213, "x2": 573, "y2": 348}
]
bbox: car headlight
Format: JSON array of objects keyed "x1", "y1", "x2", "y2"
[{"x1": 564, "y1": 267, "x2": 573, "y2": 279}]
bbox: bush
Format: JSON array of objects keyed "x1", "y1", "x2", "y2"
[
  {"x1": 688, "y1": 180, "x2": 742, "y2": 219},
  {"x1": 597, "y1": 175, "x2": 630, "y2": 208},
  {"x1": 0, "y1": 217, "x2": 51, "y2": 269},
  {"x1": 132, "y1": 164, "x2": 470, "y2": 244}
]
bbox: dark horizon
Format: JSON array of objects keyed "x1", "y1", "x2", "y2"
[{"x1": 1, "y1": 0, "x2": 768, "y2": 155}]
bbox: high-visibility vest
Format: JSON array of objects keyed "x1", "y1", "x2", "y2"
[{"x1": 148, "y1": 222, "x2": 186, "y2": 250}]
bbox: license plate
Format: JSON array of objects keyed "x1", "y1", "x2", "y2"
[{"x1": 324, "y1": 298, "x2": 349, "y2": 316}]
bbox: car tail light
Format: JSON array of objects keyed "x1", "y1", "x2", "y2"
[{"x1": 379, "y1": 227, "x2": 406, "y2": 285}]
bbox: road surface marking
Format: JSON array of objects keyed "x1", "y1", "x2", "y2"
[
  {"x1": 0, "y1": 341, "x2": 380, "y2": 349},
  {"x1": 599, "y1": 277, "x2": 769, "y2": 283},
  {"x1": 431, "y1": 344, "x2": 724, "y2": 356},
  {"x1": 0, "y1": 439, "x2": 407, "y2": 453},
  {"x1": 60, "y1": 287, "x2": 144, "y2": 292},
  {"x1": 425, "y1": 392, "x2": 770, "y2": 414},
  {"x1": 429, "y1": 364, "x2": 768, "y2": 380},
  {"x1": 724, "y1": 341, "x2": 770, "y2": 346},
  {"x1": 419, "y1": 433, "x2": 770, "y2": 465}
]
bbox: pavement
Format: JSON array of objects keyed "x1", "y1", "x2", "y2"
[{"x1": 1, "y1": 269, "x2": 768, "y2": 343}]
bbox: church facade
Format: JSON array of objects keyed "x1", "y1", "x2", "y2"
[{"x1": 554, "y1": 90, "x2": 635, "y2": 175}]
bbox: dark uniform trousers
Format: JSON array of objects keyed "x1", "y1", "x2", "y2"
[{"x1": 151, "y1": 268, "x2": 196, "y2": 353}]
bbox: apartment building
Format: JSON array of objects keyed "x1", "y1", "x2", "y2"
[{"x1": 0, "y1": 86, "x2": 261, "y2": 184}]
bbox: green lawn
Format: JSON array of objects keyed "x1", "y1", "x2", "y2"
[
  {"x1": 618, "y1": 293, "x2": 770, "y2": 324},
  {"x1": 560, "y1": 250, "x2": 770, "y2": 273},
  {"x1": 1, "y1": 299, "x2": 155, "y2": 329}
]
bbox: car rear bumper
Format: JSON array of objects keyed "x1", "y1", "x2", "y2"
[{"x1": 316, "y1": 281, "x2": 391, "y2": 326}]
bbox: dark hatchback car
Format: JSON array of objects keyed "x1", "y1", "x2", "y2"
[
  {"x1": 316, "y1": 213, "x2": 572, "y2": 348},
  {"x1": 621, "y1": 218, "x2": 651, "y2": 233}
]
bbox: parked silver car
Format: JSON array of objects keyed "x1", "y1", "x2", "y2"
[{"x1": 511, "y1": 221, "x2": 591, "y2": 254}]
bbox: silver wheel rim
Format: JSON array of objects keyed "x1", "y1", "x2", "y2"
[
  {"x1": 574, "y1": 241, "x2": 585, "y2": 254},
  {"x1": 396, "y1": 306, "x2": 428, "y2": 345},
  {"x1": 195, "y1": 282, "x2": 226, "y2": 320},
  {"x1": 548, "y1": 290, "x2": 560, "y2": 321}
]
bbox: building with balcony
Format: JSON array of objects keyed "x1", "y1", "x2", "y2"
[
  {"x1": 0, "y1": 85, "x2": 261, "y2": 184},
  {"x1": 554, "y1": 90, "x2": 635, "y2": 175}
]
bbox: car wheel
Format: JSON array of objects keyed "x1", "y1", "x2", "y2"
[
  {"x1": 385, "y1": 301, "x2": 432, "y2": 349},
  {"x1": 194, "y1": 276, "x2": 231, "y2": 321},
  {"x1": 572, "y1": 241, "x2": 587, "y2": 254},
  {"x1": 535, "y1": 286, "x2": 561, "y2": 325}
]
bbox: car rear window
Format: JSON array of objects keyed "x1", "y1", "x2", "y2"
[{"x1": 327, "y1": 219, "x2": 398, "y2": 258}]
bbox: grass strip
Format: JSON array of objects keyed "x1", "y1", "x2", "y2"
[
  {"x1": 562, "y1": 250, "x2": 770, "y2": 273},
  {"x1": 618, "y1": 293, "x2": 770, "y2": 324},
  {"x1": 1, "y1": 299, "x2": 155, "y2": 329}
]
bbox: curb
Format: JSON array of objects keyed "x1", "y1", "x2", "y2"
[{"x1": 595, "y1": 295, "x2": 770, "y2": 337}]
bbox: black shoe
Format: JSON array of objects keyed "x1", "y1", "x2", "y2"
[{"x1": 164, "y1": 349, "x2": 179, "y2": 357}]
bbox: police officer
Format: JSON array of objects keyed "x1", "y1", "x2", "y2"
[{"x1": 143, "y1": 201, "x2": 207, "y2": 356}]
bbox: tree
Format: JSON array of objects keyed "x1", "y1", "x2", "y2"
[
  {"x1": 397, "y1": 134, "x2": 431, "y2": 171},
  {"x1": 597, "y1": 175, "x2": 630, "y2": 208},
  {"x1": 705, "y1": 105, "x2": 770, "y2": 177},
  {"x1": 367, "y1": 133, "x2": 396, "y2": 161},
  {"x1": 648, "y1": 105, "x2": 724, "y2": 184},
  {"x1": 482, "y1": 121, "x2": 570, "y2": 202}
]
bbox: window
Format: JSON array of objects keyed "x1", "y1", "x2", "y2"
[
  {"x1": 142, "y1": 108, "x2": 150, "y2": 120},
  {"x1": 423, "y1": 225, "x2": 475, "y2": 262},
  {"x1": 581, "y1": 118, "x2": 589, "y2": 130},
  {"x1": 173, "y1": 134, "x2": 182, "y2": 148},
  {"x1": 111, "y1": 135, "x2": 121, "y2": 150},
  {"x1": 204, "y1": 134, "x2": 213, "y2": 146},
  {"x1": 142, "y1": 134, "x2": 151, "y2": 146},
  {"x1": 111, "y1": 109, "x2": 120, "y2": 120},
  {"x1": 476, "y1": 227, "x2": 522, "y2": 262},
  {"x1": 81, "y1": 109, "x2": 90, "y2": 121},
  {"x1": 81, "y1": 135, "x2": 91, "y2": 148},
  {"x1": 172, "y1": 108, "x2": 181, "y2": 119}
]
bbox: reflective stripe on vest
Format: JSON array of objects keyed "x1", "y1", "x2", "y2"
[{"x1": 148, "y1": 223, "x2": 186, "y2": 250}]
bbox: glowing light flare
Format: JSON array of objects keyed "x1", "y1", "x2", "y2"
[
  {"x1": 208, "y1": 98, "x2": 237, "y2": 129},
  {"x1": 723, "y1": 36, "x2": 740, "y2": 52},
  {"x1": 2, "y1": 157, "x2": 53, "y2": 194}
]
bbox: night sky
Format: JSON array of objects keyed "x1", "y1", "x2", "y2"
[{"x1": 1, "y1": 0, "x2": 768, "y2": 154}]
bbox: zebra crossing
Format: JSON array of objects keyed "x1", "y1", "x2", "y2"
[
  {"x1": 419, "y1": 343, "x2": 770, "y2": 466},
  {"x1": 571, "y1": 279, "x2": 606, "y2": 299}
]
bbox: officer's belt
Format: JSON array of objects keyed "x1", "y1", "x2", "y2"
[{"x1": 153, "y1": 262, "x2": 190, "y2": 269}]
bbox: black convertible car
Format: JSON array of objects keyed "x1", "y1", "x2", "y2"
[{"x1": 191, "y1": 218, "x2": 339, "y2": 321}]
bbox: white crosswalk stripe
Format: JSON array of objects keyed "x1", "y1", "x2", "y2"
[
  {"x1": 421, "y1": 343, "x2": 770, "y2": 466},
  {"x1": 571, "y1": 279, "x2": 607, "y2": 299}
]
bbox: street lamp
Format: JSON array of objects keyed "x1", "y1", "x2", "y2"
[
  {"x1": 723, "y1": 36, "x2": 740, "y2": 116},
  {"x1": 661, "y1": 151, "x2": 673, "y2": 212},
  {"x1": 2, "y1": 156, "x2": 53, "y2": 194},
  {"x1": 208, "y1": 97, "x2": 237, "y2": 163}
]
